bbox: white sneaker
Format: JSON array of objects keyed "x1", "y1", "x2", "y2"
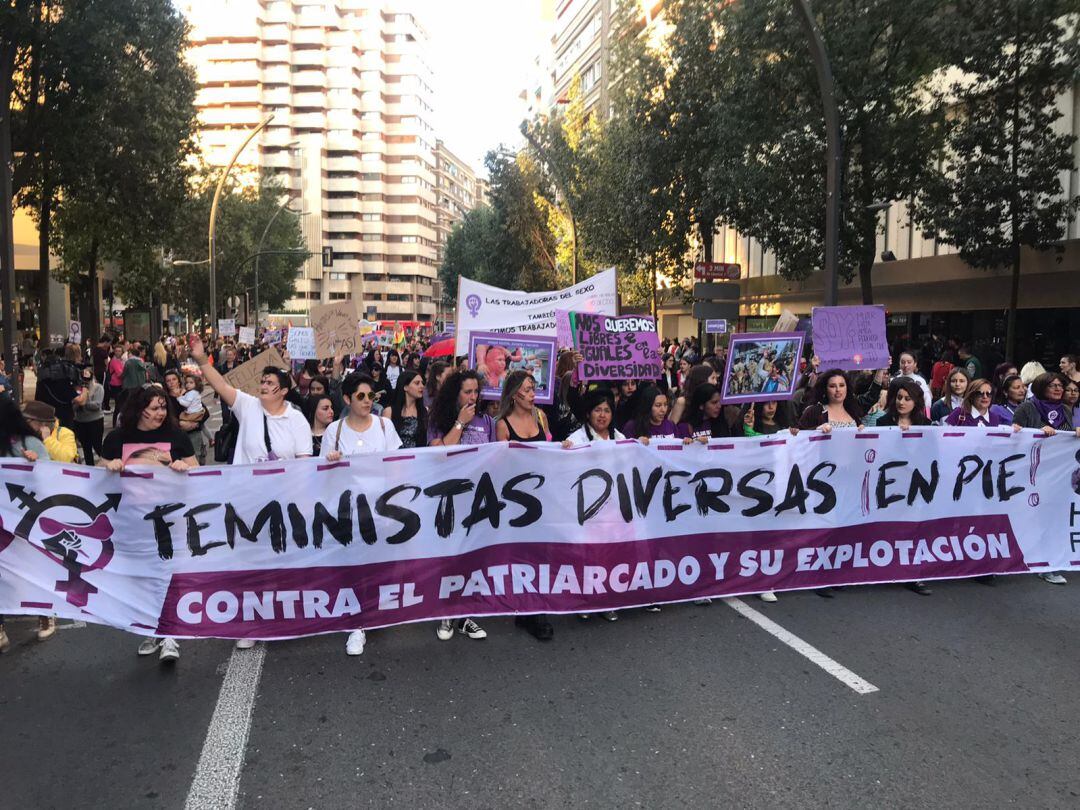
[
  {"x1": 1039, "y1": 572, "x2": 1067, "y2": 585},
  {"x1": 235, "y1": 638, "x2": 257, "y2": 649},
  {"x1": 137, "y1": 637, "x2": 162, "y2": 656},
  {"x1": 578, "y1": 613, "x2": 591, "y2": 620},
  {"x1": 759, "y1": 591, "x2": 778, "y2": 603},
  {"x1": 458, "y1": 618, "x2": 487, "y2": 640},
  {"x1": 436, "y1": 619, "x2": 454, "y2": 641},
  {"x1": 601, "y1": 611, "x2": 618, "y2": 622},
  {"x1": 159, "y1": 638, "x2": 180, "y2": 662},
  {"x1": 345, "y1": 630, "x2": 366, "y2": 656}
]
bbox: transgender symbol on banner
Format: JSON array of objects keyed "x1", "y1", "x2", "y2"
[{"x1": 0, "y1": 486, "x2": 120, "y2": 609}]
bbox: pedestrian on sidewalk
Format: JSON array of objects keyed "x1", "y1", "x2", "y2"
[{"x1": 73, "y1": 367, "x2": 105, "y2": 465}]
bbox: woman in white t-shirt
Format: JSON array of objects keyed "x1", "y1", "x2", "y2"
[
  {"x1": 190, "y1": 335, "x2": 313, "y2": 466},
  {"x1": 321, "y1": 373, "x2": 402, "y2": 656}
]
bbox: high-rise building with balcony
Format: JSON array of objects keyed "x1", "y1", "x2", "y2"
[
  {"x1": 433, "y1": 140, "x2": 479, "y2": 267},
  {"x1": 180, "y1": 0, "x2": 440, "y2": 326}
]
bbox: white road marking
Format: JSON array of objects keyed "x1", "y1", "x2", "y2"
[
  {"x1": 184, "y1": 645, "x2": 267, "y2": 810},
  {"x1": 723, "y1": 597, "x2": 879, "y2": 695}
]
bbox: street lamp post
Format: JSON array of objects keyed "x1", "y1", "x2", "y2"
[
  {"x1": 254, "y1": 199, "x2": 303, "y2": 328},
  {"x1": 792, "y1": 0, "x2": 842, "y2": 307},
  {"x1": 208, "y1": 114, "x2": 274, "y2": 341}
]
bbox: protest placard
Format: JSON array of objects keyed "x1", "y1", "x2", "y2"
[
  {"x1": 811, "y1": 305, "x2": 889, "y2": 370},
  {"x1": 569, "y1": 312, "x2": 662, "y2": 382},
  {"x1": 218, "y1": 318, "x2": 236, "y2": 337},
  {"x1": 224, "y1": 346, "x2": 287, "y2": 396},
  {"x1": 263, "y1": 328, "x2": 283, "y2": 346},
  {"x1": 772, "y1": 310, "x2": 799, "y2": 333},
  {"x1": 455, "y1": 268, "x2": 618, "y2": 356},
  {"x1": 286, "y1": 327, "x2": 317, "y2": 360},
  {"x1": 309, "y1": 300, "x2": 359, "y2": 357},
  {"x1": 720, "y1": 332, "x2": 805, "y2": 403},
  {"x1": 238, "y1": 326, "x2": 256, "y2": 345},
  {"x1": 468, "y1": 331, "x2": 556, "y2": 403}
]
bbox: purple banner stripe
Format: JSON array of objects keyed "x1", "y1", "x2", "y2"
[
  {"x1": 189, "y1": 469, "x2": 223, "y2": 476},
  {"x1": 943, "y1": 432, "x2": 964, "y2": 437},
  {"x1": 317, "y1": 462, "x2": 349, "y2": 471},
  {"x1": 1, "y1": 463, "x2": 34, "y2": 471},
  {"x1": 656, "y1": 445, "x2": 684, "y2": 451},
  {"x1": 1026, "y1": 561, "x2": 1049, "y2": 567},
  {"x1": 121, "y1": 470, "x2": 152, "y2": 479},
  {"x1": 253, "y1": 468, "x2": 286, "y2": 475},
  {"x1": 616, "y1": 439, "x2": 639, "y2": 445},
  {"x1": 20, "y1": 601, "x2": 52, "y2": 609},
  {"x1": 1071, "y1": 560, "x2": 1080, "y2": 566},
  {"x1": 855, "y1": 433, "x2": 879, "y2": 440},
  {"x1": 508, "y1": 442, "x2": 538, "y2": 450},
  {"x1": 130, "y1": 622, "x2": 156, "y2": 630},
  {"x1": 709, "y1": 444, "x2": 736, "y2": 450},
  {"x1": 760, "y1": 440, "x2": 786, "y2": 447},
  {"x1": 809, "y1": 434, "x2": 831, "y2": 442},
  {"x1": 447, "y1": 447, "x2": 479, "y2": 457},
  {"x1": 902, "y1": 433, "x2": 924, "y2": 439},
  {"x1": 987, "y1": 432, "x2": 1012, "y2": 438},
  {"x1": 62, "y1": 469, "x2": 91, "y2": 478},
  {"x1": 383, "y1": 455, "x2": 416, "y2": 462}
]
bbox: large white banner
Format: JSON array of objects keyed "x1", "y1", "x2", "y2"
[
  {"x1": 1, "y1": 428, "x2": 1078, "y2": 639},
  {"x1": 455, "y1": 268, "x2": 619, "y2": 356}
]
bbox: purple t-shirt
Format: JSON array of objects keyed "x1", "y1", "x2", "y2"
[
  {"x1": 622, "y1": 418, "x2": 690, "y2": 440},
  {"x1": 427, "y1": 413, "x2": 497, "y2": 445}
]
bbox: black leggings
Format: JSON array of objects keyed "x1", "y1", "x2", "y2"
[{"x1": 75, "y1": 419, "x2": 104, "y2": 466}]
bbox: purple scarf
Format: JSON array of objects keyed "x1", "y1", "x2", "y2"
[{"x1": 1033, "y1": 398, "x2": 1067, "y2": 429}]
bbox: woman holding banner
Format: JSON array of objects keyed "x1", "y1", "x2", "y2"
[
  {"x1": 875, "y1": 379, "x2": 930, "y2": 430},
  {"x1": 427, "y1": 370, "x2": 491, "y2": 642},
  {"x1": 623, "y1": 385, "x2": 689, "y2": 443},
  {"x1": 320, "y1": 373, "x2": 403, "y2": 656},
  {"x1": 670, "y1": 364, "x2": 718, "y2": 425},
  {"x1": 943, "y1": 379, "x2": 1004, "y2": 427},
  {"x1": 383, "y1": 370, "x2": 428, "y2": 449},
  {"x1": 797, "y1": 370, "x2": 864, "y2": 433},
  {"x1": 930, "y1": 367, "x2": 971, "y2": 424}
]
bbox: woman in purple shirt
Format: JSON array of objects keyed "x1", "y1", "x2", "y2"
[
  {"x1": 943, "y1": 378, "x2": 1004, "y2": 427},
  {"x1": 622, "y1": 385, "x2": 690, "y2": 443}
]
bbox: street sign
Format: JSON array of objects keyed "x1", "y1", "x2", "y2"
[
  {"x1": 705, "y1": 319, "x2": 728, "y2": 335},
  {"x1": 692, "y1": 282, "x2": 741, "y2": 301},
  {"x1": 693, "y1": 262, "x2": 741, "y2": 281},
  {"x1": 692, "y1": 300, "x2": 739, "y2": 321},
  {"x1": 322, "y1": 246, "x2": 334, "y2": 268}
]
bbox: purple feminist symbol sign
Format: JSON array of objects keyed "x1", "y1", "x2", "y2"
[{"x1": 465, "y1": 294, "x2": 482, "y2": 318}]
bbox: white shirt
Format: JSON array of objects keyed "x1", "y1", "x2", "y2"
[
  {"x1": 564, "y1": 426, "x2": 626, "y2": 447},
  {"x1": 320, "y1": 415, "x2": 402, "y2": 457},
  {"x1": 231, "y1": 390, "x2": 313, "y2": 464},
  {"x1": 385, "y1": 364, "x2": 401, "y2": 388}
]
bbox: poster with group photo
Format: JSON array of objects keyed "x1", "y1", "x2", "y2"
[
  {"x1": 720, "y1": 332, "x2": 805, "y2": 404},
  {"x1": 467, "y1": 331, "x2": 557, "y2": 404}
]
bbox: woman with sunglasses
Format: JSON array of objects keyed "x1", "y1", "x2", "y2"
[
  {"x1": 321, "y1": 373, "x2": 403, "y2": 657},
  {"x1": 1012, "y1": 372, "x2": 1080, "y2": 585},
  {"x1": 943, "y1": 378, "x2": 1004, "y2": 427}
]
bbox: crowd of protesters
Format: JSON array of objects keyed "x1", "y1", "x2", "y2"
[{"x1": 2, "y1": 326, "x2": 1079, "y2": 663}]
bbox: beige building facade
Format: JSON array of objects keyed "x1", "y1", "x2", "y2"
[{"x1": 181, "y1": 0, "x2": 440, "y2": 325}]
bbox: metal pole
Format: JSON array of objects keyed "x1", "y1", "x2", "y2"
[
  {"x1": 792, "y1": 0, "x2": 842, "y2": 307},
  {"x1": 0, "y1": 45, "x2": 20, "y2": 402},
  {"x1": 208, "y1": 114, "x2": 273, "y2": 342},
  {"x1": 254, "y1": 197, "x2": 295, "y2": 328}
]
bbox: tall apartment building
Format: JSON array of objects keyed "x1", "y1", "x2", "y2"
[
  {"x1": 433, "y1": 140, "x2": 479, "y2": 267},
  {"x1": 550, "y1": 0, "x2": 667, "y2": 119},
  {"x1": 180, "y1": 0, "x2": 439, "y2": 326}
]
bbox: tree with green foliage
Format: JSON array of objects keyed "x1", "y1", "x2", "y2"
[
  {"x1": 438, "y1": 205, "x2": 499, "y2": 306},
  {"x1": 913, "y1": 0, "x2": 1080, "y2": 362},
  {"x1": 7, "y1": 0, "x2": 198, "y2": 342}
]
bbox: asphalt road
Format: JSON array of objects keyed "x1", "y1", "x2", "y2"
[{"x1": 3, "y1": 574, "x2": 1079, "y2": 809}]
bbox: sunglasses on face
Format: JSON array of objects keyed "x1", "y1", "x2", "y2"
[
  {"x1": 352, "y1": 391, "x2": 377, "y2": 401},
  {"x1": 976, "y1": 390, "x2": 992, "y2": 398}
]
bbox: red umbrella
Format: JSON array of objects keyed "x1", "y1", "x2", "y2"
[{"x1": 423, "y1": 337, "x2": 455, "y2": 358}]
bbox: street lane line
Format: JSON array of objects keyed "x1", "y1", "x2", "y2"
[
  {"x1": 185, "y1": 645, "x2": 266, "y2": 810},
  {"x1": 723, "y1": 597, "x2": 879, "y2": 695}
]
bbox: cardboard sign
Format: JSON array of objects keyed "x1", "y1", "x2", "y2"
[
  {"x1": 309, "y1": 300, "x2": 359, "y2": 357},
  {"x1": 224, "y1": 346, "x2": 288, "y2": 397},
  {"x1": 238, "y1": 326, "x2": 256, "y2": 345},
  {"x1": 218, "y1": 318, "x2": 236, "y2": 337},
  {"x1": 68, "y1": 321, "x2": 82, "y2": 346},
  {"x1": 555, "y1": 309, "x2": 574, "y2": 349},
  {"x1": 772, "y1": 310, "x2": 799, "y2": 333},
  {"x1": 286, "y1": 327, "x2": 317, "y2": 360},
  {"x1": 570, "y1": 312, "x2": 662, "y2": 382},
  {"x1": 811, "y1": 305, "x2": 889, "y2": 370}
]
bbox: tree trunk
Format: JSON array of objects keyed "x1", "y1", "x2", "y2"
[
  {"x1": 37, "y1": 179, "x2": 51, "y2": 346},
  {"x1": 1005, "y1": 241, "x2": 1020, "y2": 363},
  {"x1": 0, "y1": 37, "x2": 20, "y2": 387},
  {"x1": 84, "y1": 238, "x2": 101, "y2": 343}
]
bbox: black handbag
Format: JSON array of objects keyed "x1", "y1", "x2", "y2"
[{"x1": 213, "y1": 416, "x2": 239, "y2": 463}]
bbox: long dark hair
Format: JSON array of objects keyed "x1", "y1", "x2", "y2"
[
  {"x1": 752, "y1": 399, "x2": 793, "y2": 429},
  {"x1": 629, "y1": 384, "x2": 667, "y2": 437},
  {"x1": 387, "y1": 369, "x2": 427, "y2": 444},
  {"x1": 884, "y1": 378, "x2": 930, "y2": 425},
  {"x1": 431, "y1": 370, "x2": 481, "y2": 435},
  {"x1": 680, "y1": 364, "x2": 714, "y2": 401},
  {"x1": 117, "y1": 385, "x2": 180, "y2": 431},
  {"x1": 812, "y1": 369, "x2": 864, "y2": 419},
  {"x1": 425, "y1": 360, "x2": 449, "y2": 401},
  {"x1": 0, "y1": 398, "x2": 39, "y2": 456},
  {"x1": 303, "y1": 394, "x2": 334, "y2": 427},
  {"x1": 683, "y1": 383, "x2": 726, "y2": 434}
]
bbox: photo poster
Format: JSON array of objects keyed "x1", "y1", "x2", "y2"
[
  {"x1": 119, "y1": 442, "x2": 172, "y2": 465},
  {"x1": 285, "y1": 327, "x2": 317, "y2": 361},
  {"x1": 218, "y1": 318, "x2": 237, "y2": 338},
  {"x1": 309, "y1": 300, "x2": 360, "y2": 357},
  {"x1": 568, "y1": 312, "x2": 663, "y2": 383},
  {"x1": 262, "y1": 328, "x2": 283, "y2": 347},
  {"x1": 238, "y1": 326, "x2": 256, "y2": 346},
  {"x1": 811, "y1": 305, "x2": 889, "y2": 371},
  {"x1": 467, "y1": 331, "x2": 557, "y2": 404},
  {"x1": 224, "y1": 346, "x2": 288, "y2": 397},
  {"x1": 720, "y1": 332, "x2": 806, "y2": 404}
]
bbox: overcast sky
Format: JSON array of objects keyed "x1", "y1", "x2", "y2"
[{"x1": 416, "y1": 0, "x2": 550, "y2": 176}]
